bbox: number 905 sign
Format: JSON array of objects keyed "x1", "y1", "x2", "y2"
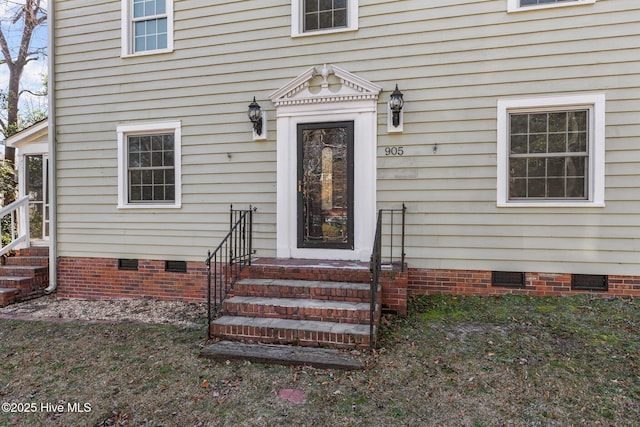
[{"x1": 384, "y1": 146, "x2": 404, "y2": 156}]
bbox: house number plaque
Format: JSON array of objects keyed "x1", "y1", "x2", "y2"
[{"x1": 384, "y1": 146, "x2": 404, "y2": 156}]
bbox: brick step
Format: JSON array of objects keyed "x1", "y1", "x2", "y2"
[
  {"x1": 0, "y1": 288, "x2": 18, "y2": 307},
  {"x1": 242, "y1": 258, "x2": 370, "y2": 284},
  {"x1": 11, "y1": 277, "x2": 48, "y2": 301},
  {"x1": 0, "y1": 276, "x2": 33, "y2": 288},
  {"x1": 5, "y1": 256, "x2": 49, "y2": 267},
  {"x1": 210, "y1": 316, "x2": 373, "y2": 349},
  {"x1": 15, "y1": 247, "x2": 49, "y2": 257},
  {"x1": 0, "y1": 265, "x2": 48, "y2": 277},
  {"x1": 0, "y1": 268, "x2": 49, "y2": 302},
  {"x1": 231, "y1": 278, "x2": 372, "y2": 302},
  {"x1": 223, "y1": 296, "x2": 373, "y2": 324}
]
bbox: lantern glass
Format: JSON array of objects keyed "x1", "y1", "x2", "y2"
[
  {"x1": 248, "y1": 98, "x2": 261, "y2": 122},
  {"x1": 389, "y1": 86, "x2": 404, "y2": 112}
]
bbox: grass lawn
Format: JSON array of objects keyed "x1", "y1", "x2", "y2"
[{"x1": 0, "y1": 294, "x2": 638, "y2": 426}]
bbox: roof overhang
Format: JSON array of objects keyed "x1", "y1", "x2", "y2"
[{"x1": 5, "y1": 119, "x2": 48, "y2": 149}]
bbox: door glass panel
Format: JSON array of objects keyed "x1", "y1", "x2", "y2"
[
  {"x1": 25, "y1": 155, "x2": 46, "y2": 240},
  {"x1": 298, "y1": 123, "x2": 353, "y2": 249}
]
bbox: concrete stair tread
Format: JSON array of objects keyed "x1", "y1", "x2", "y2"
[
  {"x1": 0, "y1": 288, "x2": 18, "y2": 293},
  {"x1": 212, "y1": 315, "x2": 373, "y2": 335},
  {"x1": 200, "y1": 340, "x2": 363, "y2": 370},
  {"x1": 251, "y1": 258, "x2": 369, "y2": 270},
  {"x1": 226, "y1": 295, "x2": 370, "y2": 311},
  {"x1": 239, "y1": 278, "x2": 370, "y2": 290},
  {"x1": 0, "y1": 276, "x2": 33, "y2": 282},
  {"x1": 0, "y1": 265, "x2": 47, "y2": 272}
]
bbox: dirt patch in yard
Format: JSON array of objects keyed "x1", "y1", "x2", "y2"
[{"x1": 0, "y1": 295, "x2": 206, "y2": 327}]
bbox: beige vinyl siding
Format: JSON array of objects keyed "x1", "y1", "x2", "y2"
[
  {"x1": 55, "y1": 0, "x2": 640, "y2": 275},
  {"x1": 375, "y1": 0, "x2": 640, "y2": 275}
]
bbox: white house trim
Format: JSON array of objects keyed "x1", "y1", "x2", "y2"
[
  {"x1": 291, "y1": 0, "x2": 359, "y2": 38},
  {"x1": 121, "y1": 0, "x2": 174, "y2": 57},
  {"x1": 507, "y1": 0, "x2": 596, "y2": 13},
  {"x1": 496, "y1": 93, "x2": 606, "y2": 207},
  {"x1": 5, "y1": 119, "x2": 48, "y2": 150},
  {"x1": 270, "y1": 64, "x2": 381, "y2": 261},
  {"x1": 116, "y1": 120, "x2": 182, "y2": 209}
]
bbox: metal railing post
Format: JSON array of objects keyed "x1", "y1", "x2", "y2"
[
  {"x1": 205, "y1": 205, "x2": 257, "y2": 335},
  {"x1": 369, "y1": 204, "x2": 407, "y2": 349}
]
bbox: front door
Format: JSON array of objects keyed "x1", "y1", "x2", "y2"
[{"x1": 297, "y1": 122, "x2": 354, "y2": 249}]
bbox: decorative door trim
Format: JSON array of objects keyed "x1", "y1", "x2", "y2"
[{"x1": 270, "y1": 64, "x2": 381, "y2": 261}]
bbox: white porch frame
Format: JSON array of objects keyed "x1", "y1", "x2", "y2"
[{"x1": 5, "y1": 119, "x2": 50, "y2": 247}]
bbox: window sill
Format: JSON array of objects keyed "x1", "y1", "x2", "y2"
[
  {"x1": 497, "y1": 201, "x2": 605, "y2": 208},
  {"x1": 121, "y1": 48, "x2": 174, "y2": 59},
  {"x1": 291, "y1": 27, "x2": 357, "y2": 38},
  {"x1": 117, "y1": 203, "x2": 181, "y2": 209},
  {"x1": 507, "y1": 0, "x2": 596, "y2": 13}
]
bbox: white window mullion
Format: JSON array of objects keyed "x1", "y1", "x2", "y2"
[
  {"x1": 292, "y1": 0, "x2": 358, "y2": 37},
  {"x1": 497, "y1": 93, "x2": 605, "y2": 207},
  {"x1": 122, "y1": 0, "x2": 174, "y2": 57},
  {"x1": 117, "y1": 121, "x2": 182, "y2": 209}
]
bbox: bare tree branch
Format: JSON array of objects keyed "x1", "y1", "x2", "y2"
[
  {"x1": 0, "y1": 0, "x2": 48, "y2": 174},
  {"x1": 19, "y1": 88, "x2": 45, "y2": 97}
]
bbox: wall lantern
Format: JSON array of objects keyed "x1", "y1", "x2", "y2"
[
  {"x1": 248, "y1": 97, "x2": 267, "y2": 140},
  {"x1": 388, "y1": 84, "x2": 404, "y2": 133}
]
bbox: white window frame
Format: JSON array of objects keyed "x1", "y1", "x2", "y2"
[
  {"x1": 497, "y1": 93, "x2": 605, "y2": 207},
  {"x1": 117, "y1": 121, "x2": 182, "y2": 209},
  {"x1": 121, "y1": 0, "x2": 174, "y2": 57},
  {"x1": 291, "y1": 0, "x2": 358, "y2": 38},
  {"x1": 507, "y1": 0, "x2": 596, "y2": 13}
]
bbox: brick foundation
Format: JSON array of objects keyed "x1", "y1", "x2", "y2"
[
  {"x1": 408, "y1": 269, "x2": 640, "y2": 298},
  {"x1": 379, "y1": 268, "x2": 408, "y2": 316},
  {"x1": 56, "y1": 257, "x2": 640, "y2": 307},
  {"x1": 57, "y1": 257, "x2": 207, "y2": 302}
]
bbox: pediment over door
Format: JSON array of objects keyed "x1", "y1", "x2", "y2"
[{"x1": 269, "y1": 64, "x2": 382, "y2": 107}]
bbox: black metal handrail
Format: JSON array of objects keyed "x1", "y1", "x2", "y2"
[
  {"x1": 206, "y1": 205, "x2": 256, "y2": 338},
  {"x1": 369, "y1": 204, "x2": 406, "y2": 348}
]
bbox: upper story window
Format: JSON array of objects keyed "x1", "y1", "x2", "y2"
[
  {"x1": 117, "y1": 121, "x2": 182, "y2": 209},
  {"x1": 497, "y1": 94, "x2": 605, "y2": 207},
  {"x1": 292, "y1": 0, "x2": 358, "y2": 37},
  {"x1": 304, "y1": 0, "x2": 347, "y2": 31},
  {"x1": 121, "y1": 0, "x2": 174, "y2": 56},
  {"x1": 507, "y1": 0, "x2": 596, "y2": 12}
]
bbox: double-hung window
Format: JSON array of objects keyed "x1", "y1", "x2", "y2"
[
  {"x1": 292, "y1": 0, "x2": 358, "y2": 37},
  {"x1": 497, "y1": 94, "x2": 605, "y2": 207},
  {"x1": 507, "y1": 0, "x2": 596, "y2": 12},
  {"x1": 122, "y1": 0, "x2": 173, "y2": 56},
  {"x1": 117, "y1": 121, "x2": 181, "y2": 208}
]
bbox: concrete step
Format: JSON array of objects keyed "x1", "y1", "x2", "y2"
[
  {"x1": 232, "y1": 278, "x2": 371, "y2": 302},
  {"x1": 200, "y1": 340, "x2": 364, "y2": 370},
  {"x1": 210, "y1": 316, "x2": 374, "y2": 349},
  {"x1": 223, "y1": 295, "x2": 373, "y2": 324}
]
